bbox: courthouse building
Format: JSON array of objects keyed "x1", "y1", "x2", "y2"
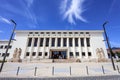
[{"x1": 0, "y1": 30, "x2": 109, "y2": 62}]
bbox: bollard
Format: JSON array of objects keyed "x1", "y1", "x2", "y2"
[
  {"x1": 52, "y1": 66, "x2": 54, "y2": 75},
  {"x1": 34, "y1": 67, "x2": 37, "y2": 76},
  {"x1": 102, "y1": 65, "x2": 105, "y2": 74},
  {"x1": 70, "y1": 66, "x2": 71, "y2": 75},
  {"x1": 86, "y1": 66, "x2": 89, "y2": 75},
  {"x1": 16, "y1": 66, "x2": 20, "y2": 76},
  {"x1": 117, "y1": 65, "x2": 120, "y2": 73}
]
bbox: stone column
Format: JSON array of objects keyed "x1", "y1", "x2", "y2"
[
  {"x1": 55, "y1": 37, "x2": 57, "y2": 47},
  {"x1": 78, "y1": 37, "x2": 82, "y2": 59},
  {"x1": 49, "y1": 37, "x2": 51, "y2": 58},
  {"x1": 24, "y1": 37, "x2": 29, "y2": 59},
  {"x1": 30, "y1": 37, "x2": 34, "y2": 61},
  {"x1": 42, "y1": 37, "x2": 46, "y2": 59},
  {"x1": 73, "y1": 37, "x2": 76, "y2": 58},
  {"x1": 36, "y1": 37, "x2": 40, "y2": 59},
  {"x1": 61, "y1": 37, "x2": 63, "y2": 47},
  {"x1": 67, "y1": 37, "x2": 69, "y2": 59},
  {"x1": 84, "y1": 37, "x2": 88, "y2": 59}
]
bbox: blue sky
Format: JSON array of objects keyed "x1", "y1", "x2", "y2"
[{"x1": 0, "y1": 0, "x2": 120, "y2": 47}]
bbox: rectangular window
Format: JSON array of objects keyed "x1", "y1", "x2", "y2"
[
  {"x1": 38, "y1": 52, "x2": 42, "y2": 56},
  {"x1": 9, "y1": 45, "x2": 12, "y2": 48},
  {"x1": 70, "y1": 52, "x2": 73, "y2": 57},
  {"x1": 7, "y1": 53, "x2": 9, "y2": 57},
  {"x1": 86, "y1": 38, "x2": 90, "y2": 47},
  {"x1": 81, "y1": 38, "x2": 84, "y2": 47},
  {"x1": 57, "y1": 38, "x2": 61, "y2": 47},
  {"x1": 82, "y1": 52, "x2": 85, "y2": 57},
  {"x1": 2, "y1": 53, "x2": 5, "y2": 57},
  {"x1": 88, "y1": 52, "x2": 92, "y2": 56},
  {"x1": 46, "y1": 38, "x2": 49, "y2": 47},
  {"x1": 28, "y1": 38, "x2": 32, "y2": 47},
  {"x1": 63, "y1": 38, "x2": 67, "y2": 47},
  {"x1": 51, "y1": 38, "x2": 55, "y2": 47},
  {"x1": 45, "y1": 52, "x2": 48, "y2": 56},
  {"x1": 26, "y1": 52, "x2": 30, "y2": 56},
  {"x1": 32, "y1": 52, "x2": 36, "y2": 56},
  {"x1": 76, "y1": 52, "x2": 79, "y2": 56},
  {"x1": 69, "y1": 38, "x2": 73, "y2": 47},
  {"x1": 34, "y1": 38, "x2": 38, "y2": 47},
  {"x1": 0, "y1": 45, "x2": 3, "y2": 49},
  {"x1": 75, "y1": 38, "x2": 78, "y2": 47},
  {"x1": 40, "y1": 38, "x2": 44, "y2": 47},
  {"x1": 5, "y1": 45, "x2": 8, "y2": 49}
]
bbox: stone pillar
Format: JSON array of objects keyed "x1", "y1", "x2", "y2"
[
  {"x1": 61, "y1": 37, "x2": 63, "y2": 47},
  {"x1": 30, "y1": 37, "x2": 34, "y2": 61},
  {"x1": 84, "y1": 37, "x2": 88, "y2": 58},
  {"x1": 42, "y1": 37, "x2": 46, "y2": 59},
  {"x1": 55, "y1": 37, "x2": 57, "y2": 47},
  {"x1": 36, "y1": 37, "x2": 40, "y2": 59},
  {"x1": 67, "y1": 37, "x2": 69, "y2": 59},
  {"x1": 24, "y1": 37, "x2": 29, "y2": 59},
  {"x1": 78, "y1": 37, "x2": 82, "y2": 59},
  {"x1": 73, "y1": 37, "x2": 76, "y2": 58},
  {"x1": 49, "y1": 37, "x2": 51, "y2": 58}
]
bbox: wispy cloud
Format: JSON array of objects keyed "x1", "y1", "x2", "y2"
[
  {"x1": 60, "y1": 0, "x2": 87, "y2": 24},
  {"x1": 0, "y1": 16, "x2": 11, "y2": 24},
  {"x1": 0, "y1": 30, "x2": 3, "y2": 33}
]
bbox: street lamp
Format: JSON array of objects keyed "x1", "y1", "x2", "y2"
[
  {"x1": 0, "y1": 19, "x2": 16, "y2": 72},
  {"x1": 103, "y1": 21, "x2": 116, "y2": 70}
]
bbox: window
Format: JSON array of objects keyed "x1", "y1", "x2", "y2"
[
  {"x1": 75, "y1": 38, "x2": 78, "y2": 47},
  {"x1": 75, "y1": 32, "x2": 78, "y2": 34},
  {"x1": 34, "y1": 38, "x2": 38, "y2": 47},
  {"x1": 86, "y1": 32, "x2": 89, "y2": 34},
  {"x1": 32, "y1": 52, "x2": 36, "y2": 56},
  {"x1": 88, "y1": 52, "x2": 92, "y2": 56},
  {"x1": 45, "y1": 52, "x2": 48, "y2": 56},
  {"x1": 57, "y1": 38, "x2": 61, "y2": 47},
  {"x1": 35, "y1": 32, "x2": 38, "y2": 34},
  {"x1": 0, "y1": 45, "x2": 3, "y2": 49},
  {"x1": 76, "y1": 52, "x2": 79, "y2": 56},
  {"x1": 26, "y1": 52, "x2": 30, "y2": 56},
  {"x1": 70, "y1": 52, "x2": 73, "y2": 57},
  {"x1": 41, "y1": 32, "x2": 44, "y2": 34},
  {"x1": 86, "y1": 38, "x2": 90, "y2": 47},
  {"x1": 63, "y1": 38, "x2": 67, "y2": 47},
  {"x1": 9, "y1": 45, "x2": 12, "y2": 48},
  {"x1": 82, "y1": 52, "x2": 85, "y2": 56},
  {"x1": 5, "y1": 45, "x2": 8, "y2": 49},
  {"x1": 38, "y1": 52, "x2": 42, "y2": 56},
  {"x1": 51, "y1": 38, "x2": 55, "y2": 47},
  {"x1": 29, "y1": 32, "x2": 33, "y2": 34},
  {"x1": 28, "y1": 38, "x2": 32, "y2": 47},
  {"x1": 80, "y1": 32, "x2": 84, "y2": 34},
  {"x1": 7, "y1": 53, "x2": 9, "y2": 57},
  {"x1": 52, "y1": 32, "x2": 55, "y2": 34},
  {"x1": 40, "y1": 38, "x2": 44, "y2": 47},
  {"x1": 58, "y1": 32, "x2": 61, "y2": 34},
  {"x1": 69, "y1": 38, "x2": 73, "y2": 47},
  {"x1": 2, "y1": 53, "x2": 5, "y2": 57},
  {"x1": 46, "y1": 32, "x2": 50, "y2": 34},
  {"x1": 63, "y1": 32, "x2": 67, "y2": 34},
  {"x1": 46, "y1": 38, "x2": 49, "y2": 47},
  {"x1": 69, "y1": 32, "x2": 72, "y2": 34},
  {"x1": 81, "y1": 38, "x2": 84, "y2": 47}
]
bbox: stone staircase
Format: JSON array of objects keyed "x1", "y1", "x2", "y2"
[{"x1": 53, "y1": 59, "x2": 78, "y2": 63}]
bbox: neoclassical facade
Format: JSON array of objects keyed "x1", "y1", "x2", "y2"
[{"x1": 0, "y1": 30, "x2": 108, "y2": 62}]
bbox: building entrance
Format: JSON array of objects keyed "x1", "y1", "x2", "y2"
[{"x1": 51, "y1": 51, "x2": 67, "y2": 59}]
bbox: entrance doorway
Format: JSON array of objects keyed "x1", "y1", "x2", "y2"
[{"x1": 51, "y1": 51, "x2": 67, "y2": 59}]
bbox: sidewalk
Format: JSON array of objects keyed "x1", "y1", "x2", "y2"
[{"x1": 0, "y1": 62, "x2": 120, "y2": 78}]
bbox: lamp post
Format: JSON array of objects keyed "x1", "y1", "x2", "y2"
[
  {"x1": 103, "y1": 21, "x2": 116, "y2": 70},
  {"x1": 0, "y1": 19, "x2": 16, "y2": 72}
]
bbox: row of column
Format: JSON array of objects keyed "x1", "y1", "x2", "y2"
[{"x1": 24, "y1": 37, "x2": 90, "y2": 60}]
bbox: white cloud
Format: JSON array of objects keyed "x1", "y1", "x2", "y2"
[
  {"x1": 0, "y1": 30, "x2": 3, "y2": 33},
  {"x1": 25, "y1": 0, "x2": 34, "y2": 7},
  {"x1": 60, "y1": 0, "x2": 87, "y2": 24},
  {"x1": 0, "y1": 16, "x2": 11, "y2": 25}
]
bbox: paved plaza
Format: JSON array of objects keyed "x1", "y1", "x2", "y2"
[{"x1": 0, "y1": 62, "x2": 120, "y2": 78}]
